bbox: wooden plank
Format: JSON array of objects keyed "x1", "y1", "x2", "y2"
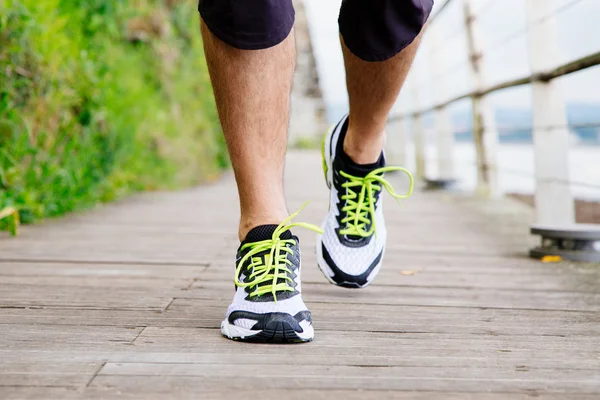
[
  {"x1": 1, "y1": 219, "x2": 545, "y2": 262},
  {"x1": 166, "y1": 299, "x2": 600, "y2": 336},
  {"x1": 4, "y1": 387, "x2": 598, "y2": 400},
  {"x1": 184, "y1": 281, "x2": 600, "y2": 311},
  {"x1": 2, "y1": 299, "x2": 597, "y2": 337},
  {"x1": 91, "y1": 373, "x2": 600, "y2": 394},
  {"x1": 126, "y1": 327, "x2": 600, "y2": 364},
  {"x1": 0, "y1": 362, "x2": 100, "y2": 388},
  {"x1": 99, "y1": 362, "x2": 600, "y2": 383},
  {"x1": 0, "y1": 299, "x2": 600, "y2": 337},
  {"x1": 0, "y1": 235, "x2": 231, "y2": 264},
  {"x1": 2, "y1": 348, "x2": 598, "y2": 373},
  {"x1": 0, "y1": 306, "x2": 214, "y2": 328},
  {"x1": 0, "y1": 276, "x2": 193, "y2": 290},
  {"x1": 202, "y1": 261, "x2": 600, "y2": 292},
  {"x1": 0, "y1": 325, "x2": 144, "y2": 351},
  {"x1": 0, "y1": 261, "x2": 207, "y2": 279},
  {"x1": 0, "y1": 285, "x2": 172, "y2": 310}
]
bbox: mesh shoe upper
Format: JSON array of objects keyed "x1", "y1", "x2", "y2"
[
  {"x1": 227, "y1": 225, "x2": 309, "y2": 326},
  {"x1": 222, "y1": 207, "x2": 323, "y2": 342},
  {"x1": 317, "y1": 115, "x2": 413, "y2": 288}
]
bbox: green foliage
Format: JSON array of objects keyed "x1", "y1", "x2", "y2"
[{"x1": 0, "y1": 0, "x2": 225, "y2": 229}]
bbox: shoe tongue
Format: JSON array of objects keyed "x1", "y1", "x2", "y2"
[
  {"x1": 243, "y1": 224, "x2": 292, "y2": 244},
  {"x1": 335, "y1": 117, "x2": 385, "y2": 178},
  {"x1": 337, "y1": 150, "x2": 385, "y2": 178},
  {"x1": 334, "y1": 125, "x2": 384, "y2": 240}
]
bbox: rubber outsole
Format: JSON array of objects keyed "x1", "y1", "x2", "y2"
[{"x1": 221, "y1": 320, "x2": 313, "y2": 344}]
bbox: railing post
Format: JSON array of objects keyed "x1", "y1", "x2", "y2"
[
  {"x1": 435, "y1": 106, "x2": 455, "y2": 180},
  {"x1": 525, "y1": 0, "x2": 575, "y2": 225},
  {"x1": 413, "y1": 112, "x2": 426, "y2": 181},
  {"x1": 385, "y1": 117, "x2": 407, "y2": 166},
  {"x1": 429, "y1": 27, "x2": 455, "y2": 183},
  {"x1": 411, "y1": 85, "x2": 426, "y2": 181},
  {"x1": 462, "y1": 0, "x2": 499, "y2": 198}
]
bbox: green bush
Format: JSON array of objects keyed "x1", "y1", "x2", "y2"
[{"x1": 0, "y1": 0, "x2": 225, "y2": 229}]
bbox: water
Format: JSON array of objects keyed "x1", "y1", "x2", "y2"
[{"x1": 408, "y1": 143, "x2": 600, "y2": 200}]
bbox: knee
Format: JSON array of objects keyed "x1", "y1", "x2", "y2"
[
  {"x1": 199, "y1": 0, "x2": 295, "y2": 50},
  {"x1": 340, "y1": 0, "x2": 434, "y2": 62}
]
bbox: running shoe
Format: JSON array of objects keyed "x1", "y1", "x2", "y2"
[
  {"x1": 316, "y1": 115, "x2": 414, "y2": 288},
  {"x1": 221, "y1": 206, "x2": 323, "y2": 343}
]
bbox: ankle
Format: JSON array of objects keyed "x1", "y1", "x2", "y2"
[
  {"x1": 343, "y1": 124, "x2": 385, "y2": 165},
  {"x1": 239, "y1": 212, "x2": 288, "y2": 241}
]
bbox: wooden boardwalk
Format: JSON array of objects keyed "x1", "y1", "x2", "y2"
[{"x1": 1, "y1": 151, "x2": 599, "y2": 399}]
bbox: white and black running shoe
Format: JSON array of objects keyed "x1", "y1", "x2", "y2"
[
  {"x1": 316, "y1": 115, "x2": 414, "y2": 289},
  {"x1": 222, "y1": 209, "x2": 322, "y2": 343}
]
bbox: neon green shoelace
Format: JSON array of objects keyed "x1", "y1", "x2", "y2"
[
  {"x1": 234, "y1": 203, "x2": 324, "y2": 302},
  {"x1": 339, "y1": 166, "x2": 414, "y2": 238}
]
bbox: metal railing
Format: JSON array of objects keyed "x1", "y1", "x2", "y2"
[
  {"x1": 391, "y1": 50, "x2": 600, "y2": 120},
  {"x1": 386, "y1": 0, "x2": 600, "y2": 260},
  {"x1": 389, "y1": 0, "x2": 600, "y2": 220}
]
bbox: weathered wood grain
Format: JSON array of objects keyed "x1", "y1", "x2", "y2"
[
  {"x1": 3, "y1": 387, "x2": 598, "y2": 400},
  {"x1": 0, "y1": 325, "x2": 145, "y2": 351},
  {"x1": 0, "y1": 151, "x2": 597, "y2": 399},
  {"x1": 0, "y1": 285, "x2": 173, "y2": 310},
  {"x1": 2, "y1": 299, "x2": 598, "y2": 336},
  {"x1": 0, "y1": 261, "x2": 207, "y2": 278},
  {"x1": 90, "y1": 373, "x2": 600, "y2": 394},
  {"x1": 1, "y1": 349, "x2": 599, "y2": 370},
  {"x1": 0, "y1": 362, "x2": 101, "y2": 388},
  {"x1": 184, "y1": 281, "x2": 600, "y2": 311}
]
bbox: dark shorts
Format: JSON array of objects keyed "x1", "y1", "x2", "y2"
[{"x1": 198, "y1": 0, "x2": 434, "y2": 62}]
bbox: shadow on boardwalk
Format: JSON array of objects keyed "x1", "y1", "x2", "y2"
[{"x1": 1, "y1": 151, "x2": 599, "y2": 399}]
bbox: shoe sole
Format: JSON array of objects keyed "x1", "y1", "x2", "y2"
[
  {"x1": 316, "y1": 125, "x2": 336, "y2": 286},
  {"x1": 221, "y1": 319, "x2": 313, "y2": 343}
]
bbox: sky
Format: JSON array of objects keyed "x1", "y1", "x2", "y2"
[{"x1": 304, "y1": 0, "x2": 600, "y2": 119}]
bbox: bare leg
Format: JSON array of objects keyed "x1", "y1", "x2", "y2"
[
  {"x1": 342, "y1": 34, "x2": 422, "y2": 164},
  {"x1": 201, "y1": 22, "x2": 295, "y2": 240}
]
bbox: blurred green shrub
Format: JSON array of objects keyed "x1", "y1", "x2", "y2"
[{"x1": 0, "y1": 0, "x2": 226, "y2": 230}]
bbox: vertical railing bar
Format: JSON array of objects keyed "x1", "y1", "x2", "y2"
[
  {"x1": 462, "y1": 0, "x2": 499, "y2": 198},
  {"x1": 525, "y1": 0, "x2": 575, "y2": 225},
  {"x1": 428, "y1": 26, "x2": 456, "y2": 183}
]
